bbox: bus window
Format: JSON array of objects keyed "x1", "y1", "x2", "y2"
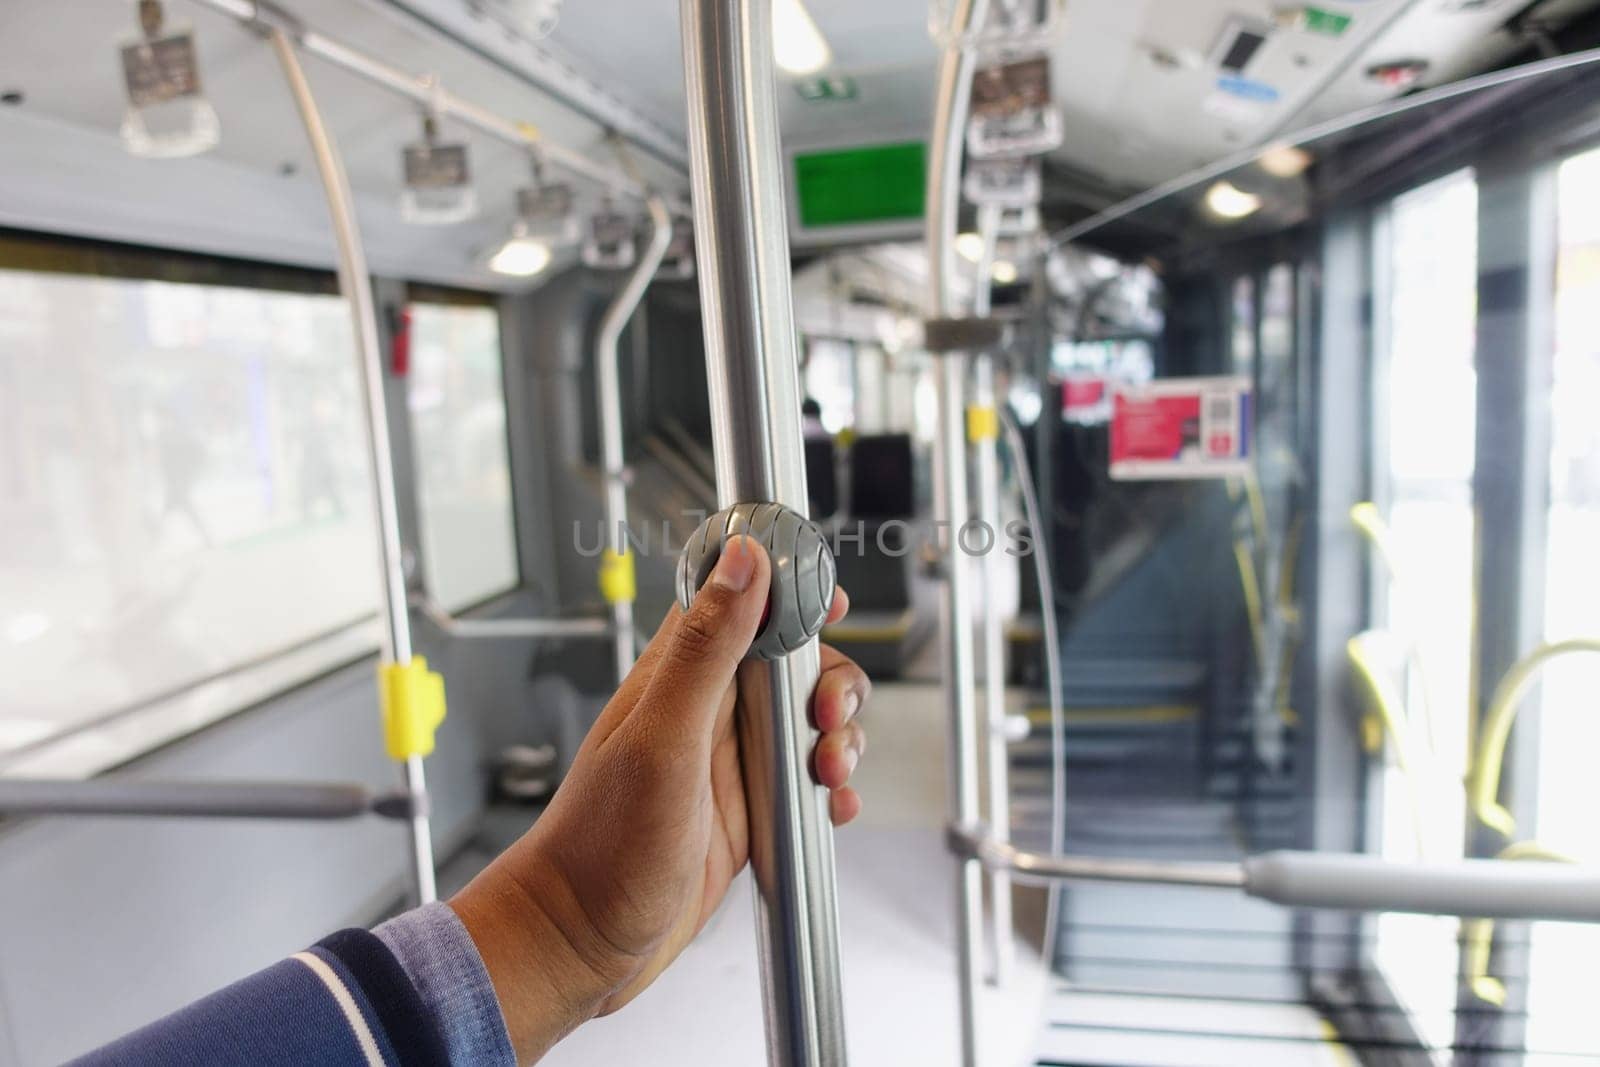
[
  {"x1": 0, "y1": 264, "x2": 378, "y2": 772},
  {"x1": 1370, "y1": 169, "x2": 1479, "y2": 1055},
  {"x1": 1525, "y1": 144, "x2": 1600, "y2": 1057},
  {"x1": 1231, "y1": 275, "x2": 1256, "y2": 375},
  {"x1": 406, "y1": 302, "x2": 518, "y2": 611},
  {"x1": 803, "y1": 338, "x2": 857, "y2": 436}
]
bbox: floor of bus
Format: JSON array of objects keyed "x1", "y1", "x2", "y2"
[{"x1": 426, "y1": 680, "x2": 1355, "y2": 1067}]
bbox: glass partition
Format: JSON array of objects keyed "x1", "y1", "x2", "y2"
[
  {"x1": 1041, "y1": 52, "x2": 1600, "y2": 1062},
  {"x1": 1524, "y1": 142, "x2": 1600, "y2": 1060}
]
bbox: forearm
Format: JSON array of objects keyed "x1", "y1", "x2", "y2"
[
  {"x1": 447, "y1": 835, "x2": 625, "y2": 1065},
  {"x1": 74, "y1": 904, "x2": 514, "y2": 1067}
]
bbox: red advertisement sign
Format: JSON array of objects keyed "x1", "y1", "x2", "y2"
[{"x1": 1109, "y1": 377, "x2": 1252, "y2": 481}]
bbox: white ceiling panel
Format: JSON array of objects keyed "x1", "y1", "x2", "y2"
[
  {"x1": 0, "y1": 0, "x2": 682, "y2": 287},
  {"x1": 3, "y1": 0, "x2": 1595, "y2": 273}
]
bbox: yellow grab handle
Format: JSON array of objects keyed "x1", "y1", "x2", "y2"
[
  {"x1": 1349, "y1": 501, "x2": 1404, "y2": 585},
  {"x1": 599, "y1": 547, "x2": 637, "y2": 605},
  {"x1": 1470, "y1": 639, "x2": 1600, "y2": 839},
  {"x1": 1463, "y1": 841, "x2": 1574, "y2": 1005},
  {"x1": 378, "y1": 657, "x2": 447, "y2": 761},
  {"x1": 1234, "y1": 541, "x2": 1267, "y2": 666},
  {"x1": 966, "y1": 405, "x2": 999, "y2": 444}
]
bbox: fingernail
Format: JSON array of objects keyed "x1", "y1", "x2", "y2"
[
  {"x1": 713, "y1": 537, "x2": 758, "y2": 592},
  {"x1": 842, "y1": 691, "x2": 861, "y2": 723},
  {"x1": 844, "y1": 746, "x2": 860, "y2": 774}
]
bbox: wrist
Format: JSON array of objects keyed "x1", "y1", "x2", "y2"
[{"x1": 449, "y1": 853, "x2": 619, "y2": 1064}]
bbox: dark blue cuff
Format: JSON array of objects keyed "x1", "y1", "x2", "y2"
[{"x1": 374, "y1": 903, "x2": 516, "y2": 1067}]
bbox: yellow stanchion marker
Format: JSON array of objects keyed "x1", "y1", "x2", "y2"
[
  {"x1": 378, "y1": 657, "x2": 447, "y2": 761},
  {"x1": 966, "y1": 405, "x2": 999, "y2": 444},
  {"x1": 599, "y1": 547, "x2": 637, "y2": 605}
]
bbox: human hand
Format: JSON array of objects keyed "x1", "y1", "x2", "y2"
[{"x1": 450, "y1": 536, "x2": 870, "y2": 1063}]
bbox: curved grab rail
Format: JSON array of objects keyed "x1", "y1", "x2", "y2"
[
  {"x1": 1349, "y1": 502, "x2": 1403, "y2": 585},
  {"x1": 596, "y1": 194, "x2": 673, "y2": 684},
  {"x1": 1349, "y1": 502, "x2": 1438, "y2": 757},
  {"x1": 1347, "y1": 632, "x2": 1436, "y2": 860},
  {"x1": 268, "y1": 26, "x2": 437, "y2": 904},
  {"x1": 1469, "y1": 639, "x2": 1600, "y2": 838}
]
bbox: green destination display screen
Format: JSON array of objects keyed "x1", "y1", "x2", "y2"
[{"x1": 793, "y1": 142, "x2": 927, "y2": 228}]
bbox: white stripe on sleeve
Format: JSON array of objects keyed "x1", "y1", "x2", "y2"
[{"x1": 291, "y1": 951, "x2": 386, "y2": 1067}]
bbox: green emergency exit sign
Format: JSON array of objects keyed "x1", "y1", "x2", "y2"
[
  {"x1": 793, "y1": 142, "x2": 926, "y2": 228},
  {"x1": 1301, "y1": 7, "x2": 1352, "y2": 36}
]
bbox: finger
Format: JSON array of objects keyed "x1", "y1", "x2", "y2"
[
  {"x1": 825, "y1": 587, "x2": 851, "y2": 625},
  {"x1": 830, "y1": 786, "x2": 863, "y2": 827},
  {"x1": 812, "y1": 720, "x2": 866, "y2": 790},
  {"x1": 813, "y1": 647, "x2": 871, "y2": 733},
  {"x1": 631, "y1": 536, "x2": 771, "y2": 753}
]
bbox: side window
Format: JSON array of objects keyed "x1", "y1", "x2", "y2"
[
  {"x1": 0, "y1": 266, "x2": 379, "y2": 770},
  {"x1": 406, "y1": 301, "x2": 519, "y2": 610},
  {"x1": 1525, "y1": 144, "x2": 1600, "y2": 1055},
  {"x1": 1368, "y1": 169, "x2": 1479, "y2": 1052}
]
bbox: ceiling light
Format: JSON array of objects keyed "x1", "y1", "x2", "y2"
[
  {"x1": 1258, "y1": 143, "x2": 1313, "y2": 178},
  {"x1": 774, "y1": 0, "x2": 832, "y2": 75},
  {"x1": 1205, "y1": 180, "x2": 1262, "y2": 221},
  {"x1": 955, "y1": 232, "x2": 986, "y2": 262},
  {"x1": 4, "y1": 613, "x2": 51, "y2": 644},
  {"x1": 992, "y1": 260, "x2": 1019, "y2": 285},
  {"x1": 489, "y1": 235, "x2": 552, "y2": 277}
]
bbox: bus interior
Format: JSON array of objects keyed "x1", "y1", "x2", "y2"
[{"x1": 3, "y1": 0, "x2": 1600, "y2": 1064}]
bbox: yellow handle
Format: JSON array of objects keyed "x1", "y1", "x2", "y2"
[
  {"x1": 378, "y1": 657, "x2": 447, "y2": 761},
  {"x1": 1347, "y1": 632, "x2": 1432, "y2": 858},
  {"x1": 1350, "y1": 502, "x2": 1404, "y2": 585},
  {"x1": 966, "y1": 405, "x2": 999, "y2": 444},
  {"x1": 1464, "y1": 841, "x2": 1574, "y2": 1004},
  {"x1": 599, "y1": 547, "x2": 637, "y2": 605},
  {"x1": 1234, "y1": 541, "x2": 1267, "y2": 667},
  {"x1": 1469, "y1": 639, "x2": 1600, "y2": 839}
]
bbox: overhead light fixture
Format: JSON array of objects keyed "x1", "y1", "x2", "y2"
[
  {"x1": 489, "y1": 231, "x2": 553, "y2": 277},
  {"x1": 774, "y1": 0, "x2": 832, "y2": 75},
  {"x1": 955, "y1": 231, "x2": 986, "y2": 262},
  {"x1": 1205, "y1": 180, "x2": 1262, "y2": 220},
  {"x1": 992, "y1": 260, "x2": 1019, "y2": 285},
  {"x1": 1258, "y1": 142, "x2": 1313, "y2": 178}
]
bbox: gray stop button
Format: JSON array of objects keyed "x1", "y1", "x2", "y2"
[{"x1": 675, "y1": 503, "x2": 837, "y2": 661}]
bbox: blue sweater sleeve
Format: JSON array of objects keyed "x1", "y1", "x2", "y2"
[{"x1": 71, "y1": 904, "x2": 515, "y2": 1067}]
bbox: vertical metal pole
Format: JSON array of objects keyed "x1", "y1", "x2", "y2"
[
  {"x1": 678, "y1": 2, "x2": 848, "y2": 1064},
  {"x1": 927, "y1": 2, "x2": 989, "y2": 1063},
  {"x1": 268, "y1": 28, "x2": 436, "y2": 905},
  {"x1": 598, "y1": 195, "x2": 673, "y2": 683},
  {"x1": 970, "y1": 203, "x2": 1014, "y2": 986}
]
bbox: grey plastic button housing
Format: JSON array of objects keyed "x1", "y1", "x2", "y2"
[{"x1": 676, "y1": 503, "x2": 837, "y2": 661}]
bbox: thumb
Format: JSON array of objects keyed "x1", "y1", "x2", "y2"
[{"x1": 634, "y1": 535, "x2": 770, "y2": 750}]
